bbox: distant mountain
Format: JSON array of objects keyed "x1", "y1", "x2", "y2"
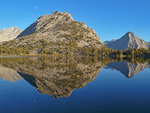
[
  {"x1": 105, "y1": 61, "x2": 150, "y2": 78},
  {"x1": 103, "y1": 39, "x2": 116, "y2": 44},
  {"x1": 0, "y1": 27, "x2": 22, "y2": 42},
  {"x1": 2, "y1": 11, "x2": 103, "y2": 55},
  {"x1": 104, "y1": 32, "x2": 149, "y2": 50}
]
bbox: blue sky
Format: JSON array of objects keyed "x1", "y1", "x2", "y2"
[{"x1": 0, "y1": 0, "x2": 150, "y2": 42}]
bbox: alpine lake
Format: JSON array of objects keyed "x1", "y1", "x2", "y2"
[{"x1": 0, "y1": 56, "x2": 150, "y2": 113}]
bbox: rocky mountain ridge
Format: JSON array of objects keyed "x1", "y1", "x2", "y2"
[
  {"x1": 0, "y1": 12, "x2": 149, "y2": 55},
  {"x1": 104, "y1": 32, "x2": 149, "y2": 50},
  {"x1": 1, "y1": 11, "x2": 103, "y2": 55},
  {"x1": 103, "y1": 39, "x2": 116, "y2": 44},
  {"x1": 0, "y1": 27, "x2": 22, "y2": 42}
]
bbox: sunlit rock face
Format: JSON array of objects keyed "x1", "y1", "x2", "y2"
[
  {"x1": 17, "y1": 11, "x2": 101, "y2": 45},
  {"x1": 4, "y1": 11, "x2": 103, "y2": 54},
  {"x1": 104, "y1": 32, "x2": 148, "y2": 50},
  {"x1": 0, "y1": 27, "x2": 22, "y2": 42},
  {"x1": 105, "y1": 61, "x2": 150, "y2": 78}
]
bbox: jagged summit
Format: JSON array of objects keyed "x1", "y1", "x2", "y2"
[
  {"x1": 125, "y1": 32, "x2": 135, "y2": 38},
  {"x1": 0, "y1": 27, "x2": 22, "y2": 42},
  {"x1": 52, "y1": 11, "x2": 60, "y2": 15},
  {"x1": 104, "y1": 32, "x2": 148, "y2": 50},
  {"x1": 17, "y1": 11, "x2": 74, "y2": 38},
  {"x1": 52, "y1": 11, "x2": 72, "y2": 17},
  {"x1": 126, "y1": 31, "x2": 134, "y2": 35},
  {"x1": 121, "y1": 32, "x2": 138, "y2": 40}
]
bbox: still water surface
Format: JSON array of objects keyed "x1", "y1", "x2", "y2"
[{"x1": 0, "y1": 57, "x2": 149, "y2": 113}]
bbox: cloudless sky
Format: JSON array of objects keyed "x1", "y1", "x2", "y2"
[{"x1": 0, "y1": 0, "x2": 150, "y2": 42}]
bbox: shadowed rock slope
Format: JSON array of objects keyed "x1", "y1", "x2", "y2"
[{"x1": 104, "y1": 32, "x2": 148, "y2": 50}]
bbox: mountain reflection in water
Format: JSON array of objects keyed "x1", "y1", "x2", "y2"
[
  {"x1": 105, "y1": 61, "x2": 150, "y2": 78},
  {"x1": 0, "y1": 57, "x2": 149, "y2": 98}
]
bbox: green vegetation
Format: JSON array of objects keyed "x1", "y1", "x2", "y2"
[
  {"x1": 0, "y1": 37, "x2": 102, "y2": 56},
  {"x1": 0, "y1": 35, "x2": 149, "y2": 61},
  {"x1": 0, "y1": 46, "x2": 30, "y2": 55},
  {"x1": 0, "y1": 41, "x2": 150, "y2": 60},
  {"x1": 109, "y1": 48, "x2": 150, "y2": 59}
]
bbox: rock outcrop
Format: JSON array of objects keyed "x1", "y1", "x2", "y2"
[
  {"x1": 0, "y1": 27, "x2": 22, "y2": 42},
  {"x1": 104, "y1": 32, "x2": 148, "y2": 50},
  {"x1": 3, "y1": 11, "x2": 102, "y2": 54}
]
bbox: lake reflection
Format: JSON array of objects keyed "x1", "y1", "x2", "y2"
[
  {"x1": 0, "y1": 57, "x2": 105, "y2": 98},
  {"x1": 0, "y1": 57, "x2": 150, "y2": 113},
  {"x1": 105, "y1": 61, "x2": 150, "y2": 78}
]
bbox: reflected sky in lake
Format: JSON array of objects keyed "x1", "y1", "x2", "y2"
[{"x1": 0, "y1": 57, "x2": 149, "y2": 113}]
